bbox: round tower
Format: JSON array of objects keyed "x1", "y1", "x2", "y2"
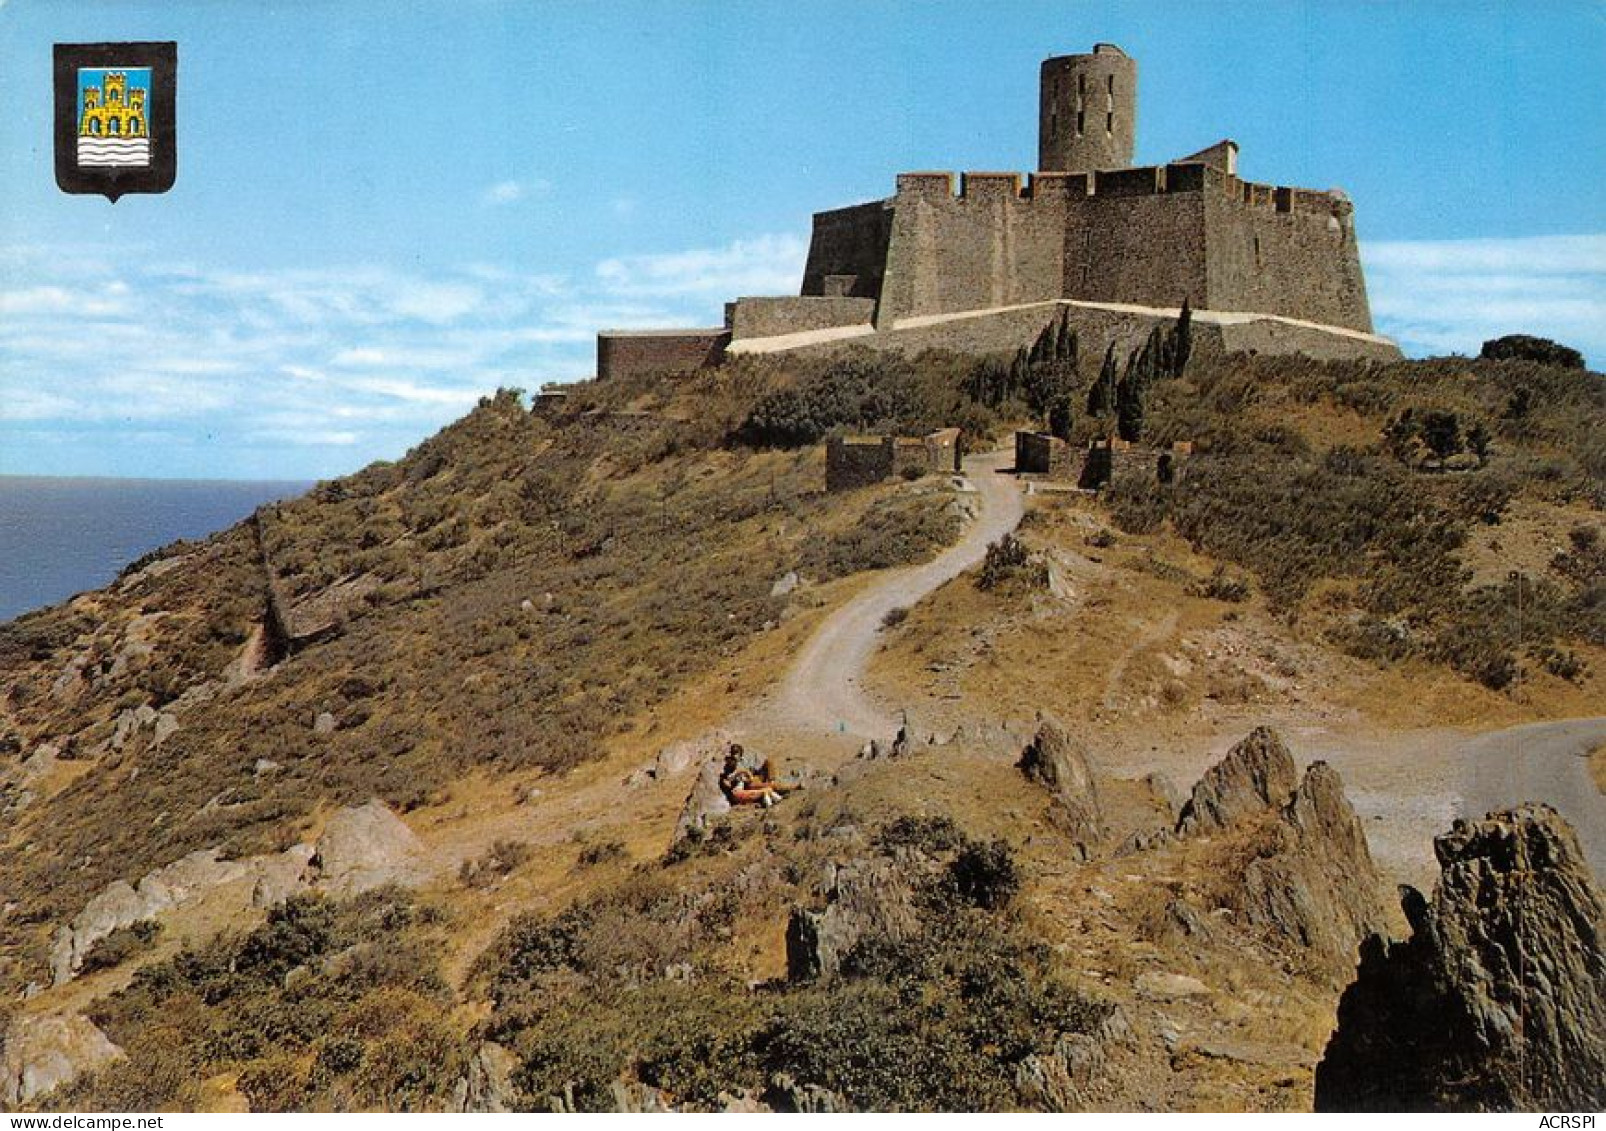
[{"x1": 1038, "y1": 44, "x2": 1136, "y2": 172}]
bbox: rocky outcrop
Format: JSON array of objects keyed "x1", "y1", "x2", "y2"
[
  {"x1": 50, "y1": 847, "x2": 255, "y2": 985},
  {"x1": 785, "y1": 856, "x2": 924, "y2": 982},
  {"x1": 1017, "y1": 716, "x2": 1103, "y2": 844},
  {"x1": 673, "y1": 757, "x2": 732, "y2": 845},
  {"x1": 1176, "y1": 725, "x2": 1297, "y2": 835},
  {"x1": 310, "y1": 799, "x2": 426, "y2": 896},
  {"x1": 629, "y1": 730, "x2": 733, "y2": 789},
  {"x1": 0, "y1": 1013, "x2": 124, "y2": 1106},
  {"x1": 1238, "y1": 761, "x2": 1387, "y2": 978},
  {"x1": 1316, "y1": 805, "x2": 1606, "y2": 1112},
  {"x1": 450, "y1": 1041, "x2": 520, "y2": 1113},
  {"x1": 51, "y1": 801, "x2": 423, "y2": 985},
  {"x1": 1013, "y1": 1007, "x2": 1137, "y2": 1111}
]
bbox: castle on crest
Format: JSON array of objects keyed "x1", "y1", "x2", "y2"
[
  {"x1": 597, "y1": 44, "x2": 1398, "y2": 381},
  {"x1": 79, "y1": 72, "x2": 148, "y2": 138}
]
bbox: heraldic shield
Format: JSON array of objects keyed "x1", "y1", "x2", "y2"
[{"x1": 54, "y1": 42, "x2": 177, "y2": 201}]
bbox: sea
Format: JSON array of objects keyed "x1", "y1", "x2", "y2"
[{"x1": 0, "y1": 477, "x2": 312, "y2": 624}]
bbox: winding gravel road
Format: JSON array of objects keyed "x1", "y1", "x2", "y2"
[{"x1": 745, "y1": 446, "x2": 1025, "y2": 743}]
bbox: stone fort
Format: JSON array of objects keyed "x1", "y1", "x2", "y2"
[{"x1": 598, "y1": 44, "x2": 1398, "y2": 380}]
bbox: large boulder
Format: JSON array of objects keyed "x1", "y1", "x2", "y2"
[
  {"x1": 1316, "y1": 805, "x2": 1606, "y2": 1111},
  {"x1": 0, "y1": 1013, "x2": 124, "y2": 1106},
  {"x1": 1176, "y1": 726, "x2": 1297, "y2": 835},
  {"x1": 1017, "y1": 716, "x2": 1103, "y2": 845},
  {"x1": 672, "y1": 757, "x2": 732, "y2": 846},
  {"x1": 309, "y1": 799, "x2": 426, "y2": 896}
]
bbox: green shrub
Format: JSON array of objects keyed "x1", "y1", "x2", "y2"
[
  {"x1": 948, "y1": 839, "x2": 1021, "y2": 910},
  {"x1": 79, "y1": 918, "x2": 162, "y2": 975},
  {"x1": 977, "y1": 534, "x2": 1047, "y2": 593}
]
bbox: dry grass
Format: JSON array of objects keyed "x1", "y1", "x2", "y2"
[{"x1": 1590, "y1": 742, "x2": 1606, "y2": 797}]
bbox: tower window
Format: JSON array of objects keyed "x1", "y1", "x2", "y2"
[
  {"x1": 1077, "y1": 110, "x2": 1085, "y2": 136},
  {"x1": 1106, "y1": 112, "x2": 1114, "y2": 134},
  {"x1": 1078, "y1": 74, "x2": 1085, "y2": 98}
]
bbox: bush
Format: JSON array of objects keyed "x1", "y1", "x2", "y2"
[
  {"x1": 875, "y1": 814, "x2": 964, "y2": 855},
  {"x1": 1188, "y1": 565, "x2": 1251, "y2": 603},
  {"x1": 880, "y1": 606, "x2": 910, "y2": 630},
  {"x1": 948, "y1": 839, "x2": 1021, "y2": 910},
  {"x1": 79, "y1": 919, "x2": 162, "y2": 975},
  {"x1": 801, "y1": 494, "x2": 960, "y2": 580},
  {"x1": 460, "y1": 840, "x2": 534, "y2": 888},
  {"x1": 1480, "y1": 334, "x2": 1586, "y2": 370},
  {"x1": 977, "y1": 534, "x2": 1048, "y2": 593}
]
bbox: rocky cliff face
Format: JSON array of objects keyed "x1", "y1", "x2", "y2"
[{"x1": 1316, "y1": 804, "x2": 1606, "y2": 1112}]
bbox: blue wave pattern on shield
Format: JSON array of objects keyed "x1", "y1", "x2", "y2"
[{"x1": 77, "y1": 67, "x2": 151, "y2": 168}]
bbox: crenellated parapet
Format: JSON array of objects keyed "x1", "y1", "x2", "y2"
[{"x1": 892, "y1": 163, "x2": 1350, "y2": 214}]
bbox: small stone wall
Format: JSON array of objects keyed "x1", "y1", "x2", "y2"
[
  {"x1": 826, "y1": 430, "x2": 962, "y2": 492},
  {"x1": 596, "y1": 328, "x2": 730, "y2": 380},
  {"x1": 1081, "y1": 438, "x2": 1193, "y2": 490},
  {"x1": 1013, "y1": 434, "x2": 1192, "y2": 489},
  {"x1": 726, "y1": 296, "x2": 876, "y2": 340},
  {"x1": 1015, "y1": 431, "x2": 1079, "y2": 477}
]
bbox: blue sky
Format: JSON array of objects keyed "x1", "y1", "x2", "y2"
[{"x1": 2, "y1": 0, "x2": 1602, "y2": 480}]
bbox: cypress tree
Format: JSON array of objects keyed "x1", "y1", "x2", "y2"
[
  {"x1": 1172, "y1": 297, "x2": 1193, "y2": 376},
  {"x1": 1087, "y1": 342, "x2": 1118, "y2": 417}
]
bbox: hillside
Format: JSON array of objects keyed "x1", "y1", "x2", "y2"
[{"x1": 1, "y1": 338, "x2": 1602, "y2": 1111}]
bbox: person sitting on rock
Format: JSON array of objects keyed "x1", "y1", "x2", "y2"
[{"x1": 720, "y1": 743, "x2": 803, "y2": 807}]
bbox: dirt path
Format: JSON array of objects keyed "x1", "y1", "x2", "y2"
[
  {"x1": 1100, "y1": 608, "x2": 1180, "y2": 713},
  {"x1": 736, "y1": 446, "x2": 1025, "y2": 744}
]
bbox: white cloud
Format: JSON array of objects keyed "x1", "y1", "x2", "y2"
[
  {"x1": 0, "y1": 230, "x2": 811, "y2": 475},
  {"x1": 594, "y1": 233, "x2": 809, "y2": 300},
  {"x1": 1363, "y1": 234, "x2": 1606, "y2": 365},
  {"x1": 483, "y1": 180, "x2": 525, "y2": 205}
]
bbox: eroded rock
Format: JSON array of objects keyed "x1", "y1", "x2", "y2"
[
  {"x1": 1176, "y1": 725, "x2": 1297, "y2": 835},
  {"x1": 1238, "y1": 761, "x2": 1388, "y2": 978},
  {"x1": 450, "y1": 1041, "x2": 520, "y2": 1113},
  {"x1": 672, "y1": 757, "x2": 732, "y2": 846},
  {"x1": 1316, "y1": 804, "x2": 1606, "y2": 1112},
  {"x1": 785, "y1": 856, "x2": 924, "y2": 982},
  {"x1": 1017, "y1": 716, "x2": 1103, "y2": 844}
]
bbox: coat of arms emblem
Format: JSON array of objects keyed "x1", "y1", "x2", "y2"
[{"x1": 54, "y1": 41, "x2": 177, "y2": 201}]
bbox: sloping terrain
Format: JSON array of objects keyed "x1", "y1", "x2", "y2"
[{"x1": 1, "y1": 338, "x2": 1602, "y2": 1111}]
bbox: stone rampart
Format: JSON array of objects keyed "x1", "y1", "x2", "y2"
[
  {"x1": 726, "y1": 296, "x2": 876, "y2": 340},
  {"x1": 596, "y1": 328, "x2": 730, "y2": 381}
]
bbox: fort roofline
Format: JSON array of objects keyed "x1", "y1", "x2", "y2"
[{"x1": 893, "y1": 164, "x2": 1350, "y2": 216}]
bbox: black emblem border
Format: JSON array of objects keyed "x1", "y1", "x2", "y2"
[{"x1": 54, "y1": 41, "x2": 177, "y2": 202}]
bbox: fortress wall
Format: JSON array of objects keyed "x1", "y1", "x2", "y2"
[
  {"x1": 747, "y1": 300, "x2": 1397, "y2": 372},
  {"x1": 1067, "y1": 169, "x2": 1210, "y2": 309},
  {"x1": 1214, "y1": 317, "x2": 1399, "y2": 361},
  {"x1": 877, "y1": 172, "x2": 1071, "y2": 326},
  {"x1": 802, "y1": 200, "x2": 896, "y2": 300},
  {"x1": 596, "y1": 329, "x2": 730, "y2": 381},
  {"x1": 727, "y1": 296, "x2": 875, "y2": 340},
  {"x1": 1204, "y1": 170, "x2": 1373, "y2": 332}
]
